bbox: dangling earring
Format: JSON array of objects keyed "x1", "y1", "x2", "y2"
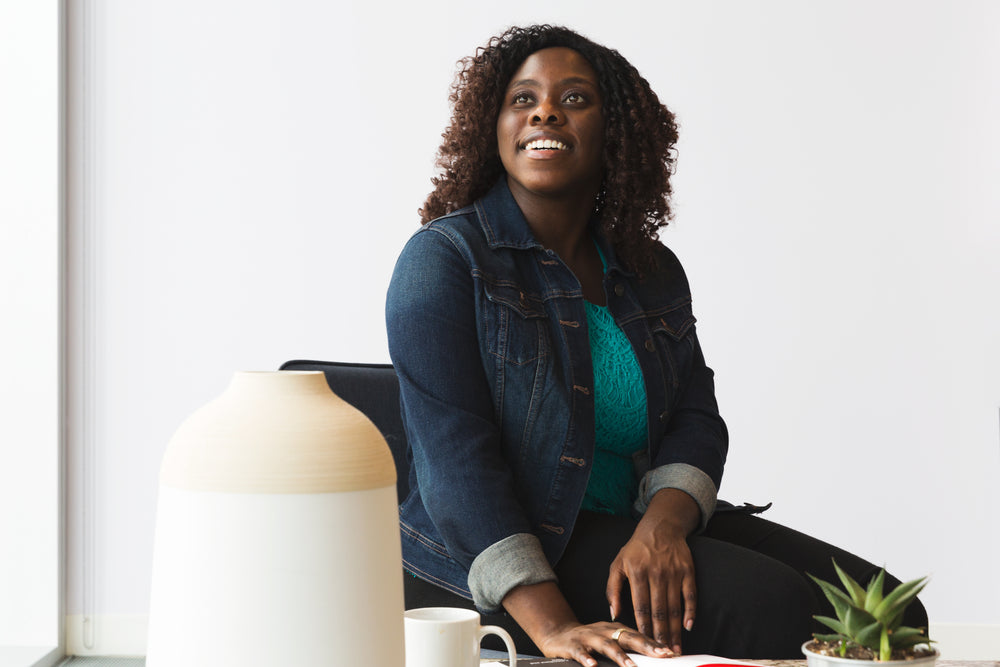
[{"x1": 593, "y1": 181, "x2": 607, "y2": 216}]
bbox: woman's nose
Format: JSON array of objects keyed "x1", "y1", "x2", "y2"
[{"x1": 531, "y1": 99, "x2": 564, "y2": 124}]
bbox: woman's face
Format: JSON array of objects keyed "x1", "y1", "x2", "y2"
[{"x1": 496, "y1": 47, "x2": 605, "y2": 202}]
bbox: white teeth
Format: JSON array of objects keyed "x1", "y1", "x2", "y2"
[{"x1": 524, "y1": 139, "x2": 568, "y2": 151}]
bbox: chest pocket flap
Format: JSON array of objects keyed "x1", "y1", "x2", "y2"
[
  {"x1": 483, "y1": 281, "x2": 547, "y2": 320},
  {"x1": 650, "y1": 300, "x2": 696, "y2": 341}
]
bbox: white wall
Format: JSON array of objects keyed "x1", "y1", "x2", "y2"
[
  {"x1": 0, "y1": 0, "x2": 61, "y2": 660},
  {"x1": 64, "y1": 0, "x2": 1000, "y2": 658}
]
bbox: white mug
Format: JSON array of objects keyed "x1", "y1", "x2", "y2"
[{"x1": 404, "y1": 607, "x2": 518, "y2": 667}]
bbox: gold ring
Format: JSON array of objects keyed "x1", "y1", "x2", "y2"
[{"x1": 611, "y1": 628, "x2": 625, "y2": 643}]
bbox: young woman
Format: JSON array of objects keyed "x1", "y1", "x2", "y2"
[{"x1": 385, "y1": 25, "x2": 925, "y2": 667}]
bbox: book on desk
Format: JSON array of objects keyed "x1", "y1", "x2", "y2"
[{"x1": 483, "y1": 654, "x2": 761, "y2": 666}]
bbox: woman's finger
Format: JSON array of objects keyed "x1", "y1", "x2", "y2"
[
  {"x1": 602, "y1": 637, "x2": 637, "y2": 667},
  {"x1": 665, "y1": 568, "x2": 684, "y2": 654},
  {"x1": 628, "y1": 573, "x2": 653, "y2": 638},
  {"x1": 606, "y1": 560, "x2": 625, "y2": 621},
  {"x1": 595, "y1": 626, "x2": 669, "y2": 667},
  {"x1": 683, "y1": 565, "x2": 697, "y2": 632},
  {"x1": 569, "y1": 644, "x2": 600, "y2": 667},
  {"x1": 667, "y1": 547, "x2": 697, "y2": 653},
  {"x1": 616, "y1": 626, "x2": 675, "y2": 659},
  {"x1": 647, "y1": 565, "x2": 674, "y2": 648}
]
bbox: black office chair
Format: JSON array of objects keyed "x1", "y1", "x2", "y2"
[{"x1": 279, "y1": 360, "x2": 410, "y2": 502}]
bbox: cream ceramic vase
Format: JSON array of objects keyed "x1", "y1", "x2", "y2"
[{"x1": 146, "y1": 371, "x2": 404, "y2": 667}]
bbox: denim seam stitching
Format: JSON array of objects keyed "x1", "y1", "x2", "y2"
[
  {"x1": 403, "y1": 560, "x2": 473, "y2": 599},
  {"x1": 400, "y1": 520, "x2": 451, "y2": 558}
]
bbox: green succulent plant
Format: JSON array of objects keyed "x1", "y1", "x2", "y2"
[{"x1": 808, "y1": 560, "x2": 932, "y2": 662}]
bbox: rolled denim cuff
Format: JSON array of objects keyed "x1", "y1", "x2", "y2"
[
  {"x1": 468, "y1": 532, "x2": 558, "y2": 614},
  {"x1": 633, "y1": 462, "x2": 718, "y2": 532}
]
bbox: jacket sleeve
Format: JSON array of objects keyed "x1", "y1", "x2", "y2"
[
  {"x1": 385, "y1": 226, "x2": 557, "y2": 612},
  {"x1": 634, "y1": 329, "x2": 728, "y2": 530},
  {"x1": 631, "y1": 248, "x2": 728, "y2": 530}
]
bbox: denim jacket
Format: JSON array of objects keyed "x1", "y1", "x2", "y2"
[{"x1": 385, "y1": 179, "x2": 728, "y2": 614}]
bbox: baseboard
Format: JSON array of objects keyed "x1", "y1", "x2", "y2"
[
  {"x1": 63, "y1": 614, "x2": 998, "y2": 660},
  {"x1": 64, "y1": 616, "x2": 146, "y2": 657},
  {"x1": 927, "y1": 623, "x2": 1000, "y2": 660}
]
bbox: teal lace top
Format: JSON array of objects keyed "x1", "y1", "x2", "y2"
[{"x1": 580, "y1": 247, "x2": 648, "y2": 516}]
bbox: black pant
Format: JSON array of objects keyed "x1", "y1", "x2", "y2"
[{"x1": 404, "y1": 510, "x2": 928, "y2": 659}]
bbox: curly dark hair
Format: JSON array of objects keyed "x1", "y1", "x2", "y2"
[{"x1": 420, "y1": 24, "x2": 679, "y2": 272}]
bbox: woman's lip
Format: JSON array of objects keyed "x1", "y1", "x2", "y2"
[
  {"x1": 522, "y1": 148, "x2": 569, "y2": 161},
  {"x1": 520, "y1": 141, "x2": 573, "y2": 160}
]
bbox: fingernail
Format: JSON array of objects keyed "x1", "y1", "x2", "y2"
[
  {"x1": 685, "y1": 619, "x2": 694, "y2": 631},
  {"x1": 626, "y1": 660, "x2": 637, "y2": 667},
  {"x1": 674, "y1": 645, "x2": 682, "y2": 655},
  {"x1": 609, "y1": 606, "x2": 616, "y2": 621}
]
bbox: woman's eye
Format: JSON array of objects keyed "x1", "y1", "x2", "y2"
[
  {"x1": 564, "y1": 92, "x2": 584, "y2": 103},
  {"x1": 512, "y1": 92, "x2": 532, "y2": 104}
]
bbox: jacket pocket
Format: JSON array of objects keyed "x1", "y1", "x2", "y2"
[
  {"x1": 649, "y1": 297, "x2": 696, "y2": 340},
  {"x1": 482, "y1": 281, "x2": 549, "y2": 366},
  {"x1": 649, "y1": 300, "x2": 697, "y2": 390}
]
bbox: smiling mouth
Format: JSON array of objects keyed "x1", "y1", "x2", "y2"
[{"x1": 522, "y1": 139, "x2": 569, "y2": 151}]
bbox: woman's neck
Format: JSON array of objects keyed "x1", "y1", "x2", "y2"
[
  {"x1": 506, "y1": 177, "x2": 606, "y2": 305},
  {"x1": 507, "y1": 178, "x2": 598, "y2": 266}
]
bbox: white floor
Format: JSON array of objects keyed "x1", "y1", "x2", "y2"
[
  {"x1": 0, "y1": 652, "x2": 142, "y2": 667},
  {"x1": 0, "y1": 647, "x2": 56, "y2": 667}
]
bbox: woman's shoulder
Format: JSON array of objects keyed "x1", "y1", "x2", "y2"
[
  {"x1": 638, "y1": 239, "x2": 689, "y2": 284},
  {"x1": 392, "y1": 204, "x2": 495, "y2": 286},
  {"x1": 405, "y1": 204, "x2": 487, "y2": 252},
  {"x1": 421, "y1": 202, "x2": 480, "y2": 233}
]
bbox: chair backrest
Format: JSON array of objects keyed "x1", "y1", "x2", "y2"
[{"x1": 279, "y1": 360, "x2": 409, "y2": 502}]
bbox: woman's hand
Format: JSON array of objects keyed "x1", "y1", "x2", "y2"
[
  {"x1": 536, "y1": 621, "x2": 674, "y2": 667},
  {"x1": 503, "y1": 581, "x2": 672, "y2": 667},
  {"x1": 606, "y1": 488, "x2": 701, "y2": 655}
]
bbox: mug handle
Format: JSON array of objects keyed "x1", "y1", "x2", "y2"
[{"x1": 479, "y1": 624, "x2": 517, "y2": 667}]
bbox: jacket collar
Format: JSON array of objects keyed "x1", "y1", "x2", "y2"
[
  {"x1": 473, "y1": 177, "x2": 632, "y2": 277},
  {"x1": 474, "y1": 178, "x2": 542, "y2": 251}
]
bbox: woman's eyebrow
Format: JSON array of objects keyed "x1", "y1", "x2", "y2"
[
  {"x1": 506, "y1": 76, "x2": 598, "y2": 90},
  {"x1": 557, "y1": 76, "x2": 598, "y2": 88},
  {"x1": 507, "y1": 78, "x2": 540, "y2": 89}
]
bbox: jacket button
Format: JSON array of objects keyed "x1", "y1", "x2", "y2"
[
  {"x1": 614, "y1": 284, "x2": 625, "y2": 297},
  {"x1": 659, "y1": 411, "x2": 669, "y2": 422},
  {"x1": 644, "y1": 339, "x2": 655, "y2": 352}
]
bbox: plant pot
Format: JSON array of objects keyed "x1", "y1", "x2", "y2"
[{"x1": 802, "y1": 642, "x2": 938, "y2": 667}]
